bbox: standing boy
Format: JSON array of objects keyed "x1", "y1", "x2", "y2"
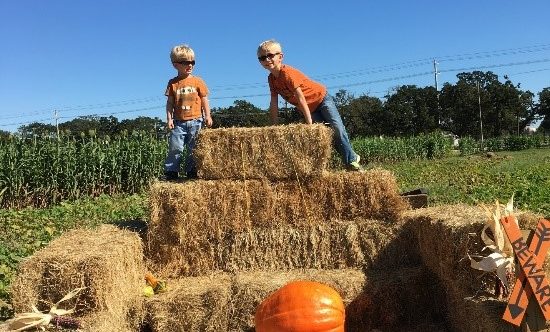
[
  {"x1": 256, "y1": 39, "x2": 362, "y2": 171},
  {"x1": 164, "y1": 44, "x2": 212, "y2": 180}
]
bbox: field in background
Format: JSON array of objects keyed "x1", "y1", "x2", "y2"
[{"x1": 0, "y1": 141, "x2": 548, "y2": 319}]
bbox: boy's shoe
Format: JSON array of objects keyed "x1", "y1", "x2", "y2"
[
  {"x1": 186, "y1": 170, "x2": 198, "y2": 180},
  {"x1": 347, "y1": 155, "x2": 364, "y2": 172},
  {"x1": 163, "y1": 171, "x2": 179, "y2": 181}
]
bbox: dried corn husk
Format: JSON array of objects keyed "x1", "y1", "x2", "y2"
[
  {"x1": 0, "y1": 287, "x2": 85, "y2": 331},
  {"x1": 469, "y1": 196, "x2": 516, "y2": 289}
]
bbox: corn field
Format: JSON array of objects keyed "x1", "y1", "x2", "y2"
[
  {"x1": 0, "y1": 130, "x2": 506, "y2": 209},
  {"x1": 352, "y1": 133, "x2": 453, "y2": 163},
  {"x1": 0, "y1": 132, "x2": 167, "y2": 209}
]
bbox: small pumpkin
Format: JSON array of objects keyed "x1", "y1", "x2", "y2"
[{"x1": 254, "y1": 280, "x2": 345, "y2": 332}]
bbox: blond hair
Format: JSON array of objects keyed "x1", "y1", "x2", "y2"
[
  {"x1": 257, "y1": 39, "x2": 282, "y2": 56},
  {"x1": 170, "y1": 45, "x2": 195, "y2": 62}
]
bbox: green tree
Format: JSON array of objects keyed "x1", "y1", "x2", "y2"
[
  {"x1": 59, "y1": 116, "x2": 101, "y2": 137},
  {"x1": 18, "y1": 122, "x2": 56, "y2": 138},
  {"x1": 340, "y1": 94, "x2": 385, "y2": 138},
  {"x1": 60, "y1": 115, "x2": 120, "y2": 137},
  {"x1": 333, "y1": 89, "x2": 354, "y2": 109},
  {"x1": 383, "y1": 85, "x2": 439, "y2": 136},
  {"x1": 119, "y1": 116, "x2": 165, "y2": 137},
  {"x1": 439, "y1": 71, "x2": 533, "y2": 138},
  {"x1": 0, "y1": 129, "x2": 13, "y2": 141},
  {"x1": 537, "y1": 87, "x2": 550, "y2": 133},
  {"x1": 212, "y1": 100, "x2": 269, "y2": 128}
]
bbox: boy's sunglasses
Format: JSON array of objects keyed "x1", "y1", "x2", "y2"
[
  {"x1": 174, "y1": 60, "x2": 196, "y2": 66},
  {"x1": 258, "y1": 53, "x2": 280, "y2": 62}
]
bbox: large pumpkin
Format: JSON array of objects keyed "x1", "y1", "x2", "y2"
[{"x1": 254, "y1": 280, "x2": 345, "y2": 332}]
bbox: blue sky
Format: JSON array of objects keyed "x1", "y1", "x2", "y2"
[{"x1": 1, "y1": 0, "x2": 549, "y2": 132}]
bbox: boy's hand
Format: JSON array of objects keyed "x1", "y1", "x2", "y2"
[
  {"x1": 204, "y1": 115, "x2": 213, "y2": 127},
  {"x1": 167, "y1": 119, "x2": 174, "y2": 130}
]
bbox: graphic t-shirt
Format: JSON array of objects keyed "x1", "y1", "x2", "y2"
[
  {"x1": 165, "y1": 76, "x2": 209, "y2": 121},
  {"x1": 268, "y1": 64, "x2": 327, "y2": 112}
]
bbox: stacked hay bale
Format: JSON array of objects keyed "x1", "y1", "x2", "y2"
[
  {"x1": 145, "y1": 124, "x2": 447, "y2": 331},
  {"x1": 9, "y1": 225, "x2": 145, "y2": 331},
  {"x1": 403, "y1": 205, "x2": 547, "y2": 332}
]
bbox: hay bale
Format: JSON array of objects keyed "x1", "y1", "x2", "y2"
[
  {"x1": 229, "y1": 269, "x2": 366, "y2": 331},
  {"x1": 149, "y1": 167, "x2": 404, "y2": 236},
  {"x1": 147, "y1": 217, "x2": 419, "y2": 277},
  {"x1": 10, "y1": 225, "x2": 145, "y2": 332},
  {"x1": 403, "y1": 205, "x2": 544, "y2": 291},
  {"x1": 144, "y1": 273, "x2": 232, "y2": 332},
  {"x1": 346, "y1": 267, "x2": 448, "y2": 332},
  {"x1": 403, "y1": 205, "x2": 545, "y2": 332},
  {"x1": 194, "y1": 124, "x2": 333, "y2": 180},
  {"x1": 230, "y1": 267, "x2": 446, "y2": 332}
]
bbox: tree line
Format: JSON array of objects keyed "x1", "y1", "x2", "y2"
[{"x1": 2, "y1": 70, "x2": 549, "y2": 140}]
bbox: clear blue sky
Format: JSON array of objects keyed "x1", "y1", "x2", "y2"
[{"x1": 1, "y1": 0, "x2": 549, "y2": 132}]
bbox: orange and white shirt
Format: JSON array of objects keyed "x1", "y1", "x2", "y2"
[
  {"x1": 165, "y1": 76, "x2": 209, "y2": 121},
  {"x1": 268, "y1": 64, "x2": 327, "y2": 112}
]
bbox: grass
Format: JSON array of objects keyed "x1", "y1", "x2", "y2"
[
  {"x1": 0, "y1": 147, "x2": 549, "y2": 319},
  {"x1": 382, "y1": 148, "x2": 550, "y2": 216}
]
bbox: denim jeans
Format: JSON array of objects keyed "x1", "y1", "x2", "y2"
[
  {"x1": 311, "y1": 95, "x2": 358, "y2": 165},
  {"x1": 164, "y1": 118, "x2": 203, "y2": 175}
]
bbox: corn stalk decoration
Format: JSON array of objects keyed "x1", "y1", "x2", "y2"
[
  {"x1": 469, "y1": 196, "x2": 516, "y2": 296},
  {"x1": 0, "y1": 287, "x2": 85, "y2": 331}
]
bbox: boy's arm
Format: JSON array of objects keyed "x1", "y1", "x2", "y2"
[
  {"x1": 294, "y1": 87, "x2": 313, "y2": 124},
  {"x1": 269, "y1": 94, "x2": 279, "y2": 125},
  {"x1": 201, "y1": 96, "x2": 212, "y2": 127},
  {"x1": 166, "y1": 95, "x2": 175, "y2": 130}
]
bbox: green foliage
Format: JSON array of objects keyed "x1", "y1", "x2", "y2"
[
  {"x1": 211, "y1": 100, "x2": 270, "y2": 128},
  {"x1": 351, "y1": 133, "x2": 452, "y2": 163},
  {"x1": 0, "y1": 132, "x2": 166, "y2": 209},
  {"x1": 458, "y1": 137, "x2": 479, "y2": 155},
  {"x1": 384, "y1": 148, "x2": 550, "y2": 216}
]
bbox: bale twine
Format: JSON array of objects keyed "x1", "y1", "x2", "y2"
[
  {"x1": 10, "y1": 225, "x2": 145, "y2": 332},
  {"x1": 194, "y1": 124, "x2": 333, "y2": 180}
]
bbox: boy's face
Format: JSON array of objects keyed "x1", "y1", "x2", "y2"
[
  {"x1": 172, "y1": 56, "x2": 195, "y2": 75},
  {"x1": 258, "y1": 47, "x2": 282, "y2": 71}
]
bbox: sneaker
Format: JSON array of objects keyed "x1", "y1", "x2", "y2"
[
  {"x1": 347, "y1": 155, "x2": 364, "y2": 172},
  {"x1": 163, "y1": 171, "x2": 179, "y2": 181},
  {"x1": 186, "y1": 171, "x2": 198, "y2": 180}
]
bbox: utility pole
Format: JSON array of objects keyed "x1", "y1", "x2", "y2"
[
  {"x1": 54, "y1": 110, "x2": 60, "y2": 139},
  {"x1": 477, "y1": 81, "x2": 484, "y2": 150},
  {"x1": 517, "y1": 93, "x2": 521, "y2": 136},
  {"x1": 433, "y1": 59, "x2": 440, "y2": 125}
]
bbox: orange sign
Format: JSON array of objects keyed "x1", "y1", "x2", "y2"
[{"x1": 501, "y1": 216, "x2": 550, "y2": 325}]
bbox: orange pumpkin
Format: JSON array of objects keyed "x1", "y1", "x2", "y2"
[{"x1": 254, "y1": 280, "x2": 345, "y2": 332}]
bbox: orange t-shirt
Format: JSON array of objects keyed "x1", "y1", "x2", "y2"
[
  {"x1": 268, "y1": 64, "x2": 327, "y2": 112},
  {"x1": 165, "y1": 76, "x2": 209, "y2": 121}
]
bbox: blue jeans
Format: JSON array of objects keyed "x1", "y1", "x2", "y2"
[
  {"x1": 164, "y1": 118, "x2": 203, "y2": 175},
  {"x1": 311, "y1": 95, "x2": 358, "y2": 165}
]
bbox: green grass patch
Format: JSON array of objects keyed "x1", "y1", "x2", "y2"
[{"x1": 382, "y1": 148, "x2": 550, "y2": 216}]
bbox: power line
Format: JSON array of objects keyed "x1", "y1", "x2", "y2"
[
  {"x1": 440, "y1": 58, "x2": 550, "y2": 74},
  {"x1": 2, "y1": 44, "x2": 550, "y2": 126},
  {"x1": 0, "y1": 106, "x2": 161, "y2": 128}
]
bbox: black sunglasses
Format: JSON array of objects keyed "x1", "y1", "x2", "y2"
[
  {"x1": 174, "y1": 60, "x2": 196, "y2": 66},
  {"x1": 258, "y1": 53, "x2": 280, "y2": 62}
]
